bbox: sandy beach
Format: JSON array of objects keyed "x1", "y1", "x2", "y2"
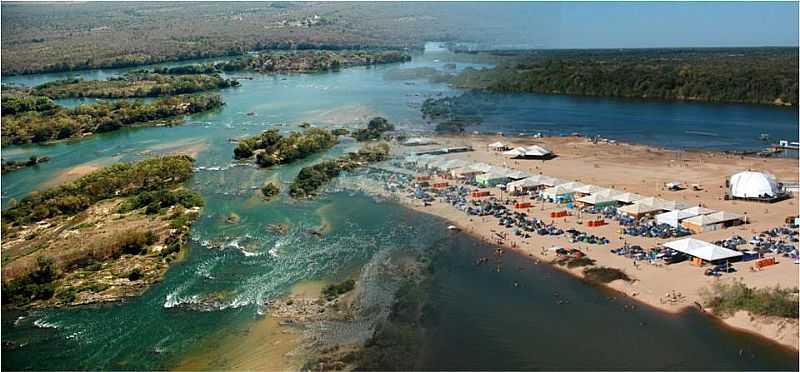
[{"x1": 387, "y1": 134, "x2": 799, "y2": 350}]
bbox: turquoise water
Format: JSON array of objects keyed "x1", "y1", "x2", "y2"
[{"x1": 1, "y1": 48, "x2": 798, "y2": 370}]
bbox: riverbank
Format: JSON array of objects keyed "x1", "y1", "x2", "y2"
[{"x1": 383, "y1": 134, "x2": 799, "y2": 350}]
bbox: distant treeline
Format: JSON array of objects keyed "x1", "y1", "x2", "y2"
[
  {"x1": 1, "y1": 94, "x2": 223, "y2": 144},
  {"x1": 215, "y1": 50, "x2": 411, "y2": 73},
  {"x1": 28, "y1": 73, "x2": 239, "y2": 99},
  {"x1": 449, "y1": 48, "x2": 799, "y2": 106}
]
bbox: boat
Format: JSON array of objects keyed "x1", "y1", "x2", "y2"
[{"x1": 447, "y1": 225, "x2": 460, "y2": 231}]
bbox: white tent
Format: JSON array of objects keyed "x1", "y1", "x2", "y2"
[
  {"x1": 681, "y1": 206, "x2": 716, "y2": 216},
  {"x1": 466, "y1": 162, "x2": 493, "y2": 173},
  {"x1": 593, "y1": 188, "x2": 622, "y2": 198},
  {"x1": 614, "y1": 192, "x2": 643, "y2": 204},
  {"x1": 655, "y1": 210, "x2": 698, "y2": 227},
  {"x1": 402, "y1": 137, "x2": 436, "y2": 146},
  {"x1": 557, "y1": 181, "x2": 587, "y2": 192},
  {"x1": 618, "y1": 202, "x2": 663, "y2": 217},
  {"x1": 729, "y1": 171, "x2": 780, "y2": 198},
  {"x1": 435, "y1": 159, "x2": 469, "y2": 171},
  {"x1": 664, "y1": 238, "x2": 743, "y2": 262},
  {"x1": 488, "y1": 142, "x2": 508, "y2": 151},
  {"x1": 505, "y1": 170, "x2": 532, "y2": 180},
  {"x1": 503, "y1": 145, "x2": 552, "y2": 158},
  {"x1": 573, "y1": 184, "x2": 604, "y2": 194},
  {"x1": 575, "y1": 193, "x2": 618, "y2": 206},
  {"x1": 507, "y1": 177, "x2": 544, "y2": 193},
  {"x1": 658, "y1": 200, "x2": 692, "y2": 211}
]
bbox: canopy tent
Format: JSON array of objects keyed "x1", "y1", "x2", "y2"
[
  {"x1": 475, "y1": 172, "x2": 510, "y2": 187},
  {"x1": 540, "y1": 185, "x2": 574, "y2": 203},
  {"x1": 729, "y1": 171, "x2": 780, "y2": 199},
  {"x1": 502, "y1": 145, "x2": 553, "y2": 159},
  {"x1": 658, "y1": 200, "x2": 692, "y2": 211},
  {"x1": 488, "y1": 142, "x2": 509, "y2": 151},
  {"x1": 575, "y1": 193, "x2": 618, "y2": 207},
  {"x1": 450, "y1": 166, "x2": 483, "y2": 179},
  {"x1": 573, "y1": 184, "x2": 604, "y2": 195},
  {"x1": 539, "y1": 176, "x2": 565, "y2": 187},
  {"x1": 507, "y1": 177, "x2": 544, "y2": 193},
  {"x1": 614, "y1": 192, "x2": 643, "y2": 204},
  {"x1": 505, "y1": 170, "x2": 532, "y2": 180},
  {"x1": 402, "y1": 137, "x2": 437, "y2": 146},
  {"x1": 558, "y1": 182, "x2": 587, "y2": 193},
  {"x1": 466, "y1": 162, "x2": 493, "y2": 173},
  {"x1": 593, "y1": 188, "x2": 622, "y2": 198},
  {"x1": 681, "y1": 211, "x2": 744, "y2": 233},
  {"x1": 655, "y1": 210, "x2": 698, "y2": 228},
  {"x1": 664, "y1": 238, "x2": 742, "y2": 262},
  {"x1": 618, "y1": 202, "x2": 664, "y2": 217},
  {"x1": 681, "y1": 206, "x2": 716, "y2": 216}
]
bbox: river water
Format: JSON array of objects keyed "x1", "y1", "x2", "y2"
[{"x1": 1, "y1": 47, "x2": 797, "y2": 370}]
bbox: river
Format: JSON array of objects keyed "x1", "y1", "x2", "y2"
[{"x1": 1, "y1": 46, "x2": 797, "y2": 370}]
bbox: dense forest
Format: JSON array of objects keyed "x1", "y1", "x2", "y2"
[
  {"x1": 289, "y1": 143, "x2": 390, "y2": 198},
  {"x1": 233, "y1": 127, "x2": 338, "y2": 167},
  {"x1": 216, "y1": 50, "x2": 410, "y2": 73},
  {"x1": 1, "y1": 94, "x2": 223, "y2": 144},
  {"x1": 1, "y1": 3, "x2": 525, "y2": 75},
  {"x1": 27, "y1": 73, "x2": 239, "y2": 99},
  {"x1": 448, "y1": 48, "x2": 799, "y2": 106}
]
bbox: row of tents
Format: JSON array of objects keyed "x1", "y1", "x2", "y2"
[
  {"x1": 403, "y1": 154, "x2": 745, "y2": 233},
  {"x1": 489, "y1": 142, "x2": 554, "y2": 159}
]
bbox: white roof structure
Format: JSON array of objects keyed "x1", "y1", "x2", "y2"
[
  {"x1": 593, "y1": 188, "x2": 622, "y2": 198},
  {"x1": 682, "y1": 211, "x2": 743, "y2": 226},
  {"x1": 574, "y1": 184, "x2": 604, "y2": 194},
  {"x1": 557, "y1": 181, "x2": 586, "y2": 192},
  {"x1": 435, "y1": 159, "x2": 469, "y2": 171},
  {"x1": 505, "y1": 170, "x2": 532, "y2": 180},
  {"x1": 729, "y1": 171, "x2": 780, "y2": 198},
  {"x1": 655, "y1": 210, "x2": 699, "y2": 228},
  {"x1": 466, "y1": 162, "x2": 493, "y2": 173},
  {"x1": 614, "y1": 192, "x2": 643, "y2": 204},
  {"x1": 402, "y1": 137, "x2": 436, "y2": 146},
  {"x1": 681, "y1": 206, "x2": 716, "y2": 216},
  {"x1": 451, "y1": 166, "x2": 482, "y2": 177},
  {"x1": 502, "y1": 145, "x2": 552, "y2": 158},
  {"x1": 664, "y1": 238, "x2": 743, "y2": 261},
  {"x1": 541, "y1": 185, "x2": 574, "y2": 196},
  {"x1": 576, "y1": 193, "x2": 617, "y2": 205},
  {"x1": 658, "y1": 200, "x2": 692, "y2": 211},
  {"x1": 618, "y1": 202, "x2": 663, "y2": 216},
  {"x1": 507, "y1": 177, "x2": 544, "y2": 192},
  {"x1": 488, "y1": 141, "x2": 508, "y2": 149}
]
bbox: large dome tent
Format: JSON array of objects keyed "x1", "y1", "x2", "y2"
[{"x1": 729, "y1": 171, "x2": 780, "y2": 199}]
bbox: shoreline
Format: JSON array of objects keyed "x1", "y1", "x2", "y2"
[
  {"x1": 394, "y1": 193, "x2": 800, "y2": 351},
  {"x1": 378, "y1": 133, "x2": 799, "y2": 350}
]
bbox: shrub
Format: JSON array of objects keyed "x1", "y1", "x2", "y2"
[
  {"x1": 322, "y1": 279, "x2": 355, "y2": 300},
  {"x1": 583, "y1": 266, "x2": 630, "y2": 283},
  {"x1": 702, "y1": 281, "x2": 799, "y2": 318},
  {"x1": 261, "y1": 183, "x2": 280, "y2": 200},
  {"x1": 128, "y1": 268, "x2": 144, "y2": 281}
]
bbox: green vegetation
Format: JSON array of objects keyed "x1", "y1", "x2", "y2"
[
  {"x1": 214, "y1": 50, "x2": 410, "y2": 73},
  {"x1": 1, "y1": 256, "x2": 58, "y2": 306},
  {"x1": 1, "y1": 95, "x2": 57, "y2": 116},
  {"x1": 1, "y1": 94, "x2": 223, "y2": 145},
  {"x1": 702, "y1": 280, "x2": 799, "y2": 319},
  {"x1": 582, "y1": 266, "x2": 631, "y2": 283},
  {"x1": 30, "y1": 73, "x2": 239, "y2": 99},
  {"x1": 449, "y1": 48, "x2": 799, "y2": 106},
  {"x1": 233, "y1": 128, "x2": 337, "y2": 167},
  {"x1": 322, "y1": 279, "x2": 355, "y2": 300},
  {"x1": 2, "y1": 155, "x2": 50, "y2": 173},
  {"x1": 289, "y1": 143, "x2": 390, "y2": 198},
  {"x1": 3, "y1": 155, "x2": 195, "y2": 226},
  {"x1": 261, "y1": 183, "x2": 280, "y2": 201},
  {"x1": 352, "y1": 117, "x2": 395, "y2": 141},
  {"x1": 331, "y1": 128, "x2": 350, "y2": 136},
  {"x1": 118, "y1": 189, "x2": 204, "y2": 215}
]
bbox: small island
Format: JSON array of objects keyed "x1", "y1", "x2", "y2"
[
  {"x1": 215, "y1": 50, "x2": 411, "y2": 74},
  {"x1": 2, "y1": 155, "x2": 50, "y2": 173},
  {"x1": 25, "y1": 72, "x2": 239, "y2": 99},
  {"x1": 1, "y1": 94, "x2": 224, "y2": 145},
  {"x1": 1, "y1": 155, "x2": 203, "y2": 308},
  {"x1": 233, "y1": 127, "x2": 338, "y2": 167},
  {"x1": 289, "y1": 143, "x2": 389, "y2": 198}
]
